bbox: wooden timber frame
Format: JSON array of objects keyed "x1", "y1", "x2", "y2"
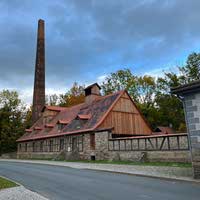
[
  {"x1": 108, "y1": 133, "x2": 189, "y2": 151},
  {"x1": 18, "y1": 134, "x2": 84, "y2": 153}
]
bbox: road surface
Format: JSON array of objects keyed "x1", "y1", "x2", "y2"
[{"x1": 0, "y1": 161, "x2": 200, "y2": 200}]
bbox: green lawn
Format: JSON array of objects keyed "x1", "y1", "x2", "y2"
[{"x1": 0, "y1": 177, "x2": 18, "y2": 190}]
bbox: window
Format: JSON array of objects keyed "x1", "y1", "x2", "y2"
[
  {"x1": 49, "y1": 140, "x2": 53, "y2": 152},
  {"x1": 90, "y1": 133, "x2": 95, "y2": 150},
  {"x1": 60, "y1": 139, "x2": 64, "y2": 151},
  {"x1": 25, "y1": 143, "x2": 27, "y2": 152},
  {"x1": 58, "y1": 124, "x2": 65, "y2": 132},
  {"x1": 72, "y1": 137, "x2": 78, "y2": 152},
  {"x1": 33, "y1": 142, "x2": 35, "y2": 152},
  {"x1": 19, "y1": 144, "x2": 21, "y2": 152},
  {"x1": 40, "y1": 141, "x2": 43, "y2": 152},
  {"x1": 43, "y1": 116, "x2": 53, "y2": 124},
  {"x1": 78, "y1": 135, "x2": 83, "y2": 152}
]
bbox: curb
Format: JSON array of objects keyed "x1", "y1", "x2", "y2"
[{"x1": 87, "y1": 168, "x2": 200, "y2": 184}]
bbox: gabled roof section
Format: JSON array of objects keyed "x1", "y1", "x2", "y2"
[
  {"x1": 17, "y1": 91, "x2": 123, "y2": 142},
  {"x1": 124, "y1": 90, "x2": 153, "y2": 132}
]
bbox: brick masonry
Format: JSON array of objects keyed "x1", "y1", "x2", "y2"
[{"x1": 183, "y1": 92, "x2": 200, "y2": 178}]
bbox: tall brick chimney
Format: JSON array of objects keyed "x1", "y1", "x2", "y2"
[{"x1": 32, "y1": 19, "x2": 45, "y2": 124}]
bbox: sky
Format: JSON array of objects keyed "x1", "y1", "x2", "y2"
[{"x1": 0, "y1": 0, "x2": 200, "y2": 105}]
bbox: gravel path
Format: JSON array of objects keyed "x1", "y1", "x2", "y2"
[{"x1": 0, "y1": 186, "x2": 48, "y2": 200}]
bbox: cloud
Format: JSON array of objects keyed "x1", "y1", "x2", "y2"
[{"x1": 0, "y1": 0, "x2": 200, "y2": 104}]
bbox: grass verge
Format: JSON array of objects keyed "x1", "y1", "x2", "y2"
[
  {"x1": 64, "y1": 160, "x2": 192, "y2": 168},
  {"x1": 14, "y1": 158, "x2": 192, "y2": 168},
  {"x1": 0, "y1": 177, "x2": 18, "y2": 190}
]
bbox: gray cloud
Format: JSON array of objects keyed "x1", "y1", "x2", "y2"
[{"x1": 0, "y1": 0, "x2": 200, "y2": 104}]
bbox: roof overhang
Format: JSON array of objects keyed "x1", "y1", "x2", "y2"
[{"x1": 171, "y1": 80, "x2": 200, "y2": 96}]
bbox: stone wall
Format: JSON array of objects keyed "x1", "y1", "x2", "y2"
[
  {"x1": 183, "y1": 92, "x2": 200, "y2": 178},
  {"x1": 17, "y1": 131, "x2": 191, "y2": 163},
  {"x1": 108, "y1": 134, "x2": 189, "y2": 151},
  {"x1": 108, "y1": 151, "x2": 190, "y2": 163}
]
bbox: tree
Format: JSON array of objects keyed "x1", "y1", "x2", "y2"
[
  {"x1": 101, "y1": 69, "x2": 139, "y2": 101},
  {"x1": 136, "y1": 75, "x2": 156, "y2": 106},
  {"x1": 0, "y1": 90, "x2": 29, "y2": 154},
  {"x1": 179, "y1": 52, "x2": 200, "y2": 83},
  {"x1": 46, "y1": 94, "x2": 59, "y2": 106},
  {"x1": 154, "y1": 71, "x2": 186, "y2": 131},
  {"x1": 59, "y1": 82, "x2": 85, "y2": 107}
]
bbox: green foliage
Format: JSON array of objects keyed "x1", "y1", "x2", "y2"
[
  {"x1": 179, "y1": 52, "x2": 200, "y2": 83},
  {"x1": 101, "y1": 69, "x2": 138, "y2": 101},
  {"x1": 0, "y1": 177, "x2": 17, "y2": 189},
  {"x1": 46, "y1": 94, "x2": 59, "y2": 106},
  {"x1": 0, "y1": 90, "x2": 30, "y2": 154},
  {"x1": 101, "y1": 52, "x2": 200, "y2": 131},
  {"x1": 59, "y1": 82, "x2": 85, "y2": 107}
]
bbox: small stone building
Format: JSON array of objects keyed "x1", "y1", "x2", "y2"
[
  {"x1": 171, "y1": 80, "x2": 200, "y2": 179},
  {"x1": 17, "y1": 83, "x2": 152, "y2": 160}
]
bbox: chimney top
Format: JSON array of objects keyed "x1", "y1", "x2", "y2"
[
  {"x1": 84, "y1": 83, "x2": 101, "y2": 104},
  {"x1": 84, "y1": 83, "x2": 101, "y2": 91},
  {"x1": 38, "y1": 19, "x2": 44, "y2": 23}
]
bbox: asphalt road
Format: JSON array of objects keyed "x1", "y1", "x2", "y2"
[{"x1": 0, "y1": 161, "x2": 200, "y2": 200}]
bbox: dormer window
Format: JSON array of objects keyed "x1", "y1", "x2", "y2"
[
  {"x1": 34, "y1": 126, "x2": 42, "y2": 131},
  {"x1": 77, "y1": 114, "x2": 92, "y2": 120},
  {"x1": 57, "y1": 120, "x2": 69, "y2": 132},
  {"x1": 25, "y1": 129, "x2": 32, "y2": 133},
  {"x1": 43, "y1": 116, "x2": 53, "y2": 124},
  {"x1": 33, "y1": 126, "x2": 42, "y2": 134},
  {"x1": 45, "y1": 124, "x2": 54, "y2": 128},
  {"x1": 58, "y1": 123, "x2": 65, "y2": 131},
  {"x1": 45, "y1": 124, "x2": 54, "y2": 133}
]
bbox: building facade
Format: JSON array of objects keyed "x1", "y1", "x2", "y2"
[
  {"x1": 17, "y1": 83, "x2": 153, "y2": 160},
  {"x1": 171, "y1": 80, "x2": 200, "y2": 179}
]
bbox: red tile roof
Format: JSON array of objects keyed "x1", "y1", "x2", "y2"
[
  {"x1": 77, "y1": 114, "x2": 92, "y2": 120},
  {"x1": 17, "y1": 90, "x2": 123, "y2": 142},
  {"x1": 34, "y1": 126, "x2": 42, "y2": 130},
  {"x1": 45, "y1": 124, "x2": 54, "y2": 128},
  {"x1": 58, "y1": 120, "x2": 70, "y2": 124},
  {"x1": 155, "y1": 126, "x2": 175, "y2": 134},
  {"x1": 42, "y1": 105, "x2": 66, "y2": 112}
]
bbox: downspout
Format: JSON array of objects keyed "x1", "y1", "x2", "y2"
[{"x1": 177, "y1": 94, "x2": 193, "y2": 164}]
